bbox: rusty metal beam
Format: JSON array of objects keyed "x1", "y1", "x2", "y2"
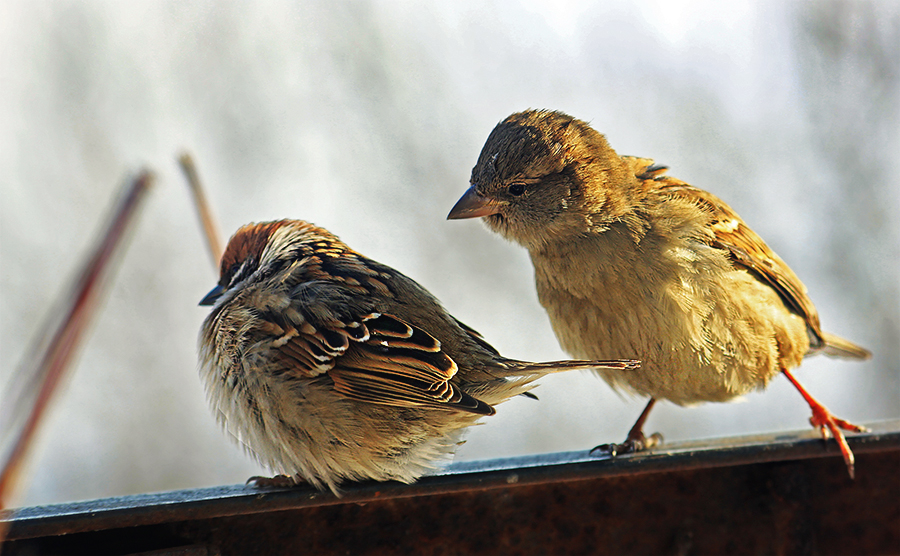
[{"x1": 3, "y1": 420, "x2": 899, "y2": 555}]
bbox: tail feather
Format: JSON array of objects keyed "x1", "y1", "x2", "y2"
[
  {"x1": 500, "y1": 358, "x2": 640, "y2": 375},
  {"x1": 819, "y1": 332, "x2": 872, "y2": 360}
]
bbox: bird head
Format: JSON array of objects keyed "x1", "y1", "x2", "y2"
[
  {"x1": 200, "y1": 219, "x2": 304, "y2": 306},
  {"x1": 447, "y1": 109, "x2": 633, "y2": 251}
]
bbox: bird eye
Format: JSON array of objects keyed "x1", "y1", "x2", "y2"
[
  {"x1": 222, "y1": 263, "x2": 242, "y2": 286},
  {"x1": 508, "y1": 183, "x2": 525, "y2": 196}
]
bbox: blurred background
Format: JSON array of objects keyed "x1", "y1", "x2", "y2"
[{"x1": 1, "y1": 1, "x2": 897, "y2": 507}]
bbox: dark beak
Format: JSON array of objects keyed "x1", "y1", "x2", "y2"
[
  {"x1": 199, "y1": 284, "x2": 225, "y2": 306},
  {"x1": 447, "y1": 185, "x2": 502, "y2": 220}
]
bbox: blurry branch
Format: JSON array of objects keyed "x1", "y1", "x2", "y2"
[
  {"x1": 0, "y1": 171, "x2": 154, "y2": 538},
  {"x1": 178, "y1": 152, "x2": 223, "y2": 268}
]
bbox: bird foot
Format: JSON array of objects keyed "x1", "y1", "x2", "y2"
[
  {"x1": 591, "y1": 431, "x2": 663, "y2": 457},
  {"x1": 782, "y1": 367, "x2": 866, "y2": 480},
  {"x1": 247, "y1": 474, "x2": 299, "y2": 488},
  {"x1": 809, "y1": 405, "x2": 867, "y2": 480}
]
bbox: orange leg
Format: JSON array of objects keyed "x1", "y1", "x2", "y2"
[
  {"x1": 782, "y1": 367, "x2": 867, "y2": 479},
  {"x1": 592, "y1": 398, "x2": 663, "y2": 456}
]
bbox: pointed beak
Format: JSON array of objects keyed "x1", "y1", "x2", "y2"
[
  {"x1": 199, "y1": 284, "x2": 225, "y2": 306},
  {"x1": 447, "y1": 185, "x2": 502, "y2": 220}
]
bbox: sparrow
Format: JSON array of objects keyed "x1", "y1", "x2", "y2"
[
  {"x1": 448, "y1": 109, "x2": 871, "y2": 477},
  {"x1": 199, "y1": 219, "x2": 639, "y2": 494}
]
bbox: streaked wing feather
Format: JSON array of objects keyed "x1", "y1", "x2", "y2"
[
  {"x1": 268, "y1": 311, "x2": 495, "y2": 415},
  {"x1": 341, "y1": 347, "x2": 458, "y2": 385},
  {"x1": 329, "y1": 368, "x2": 493, "y2": 415},
  {"x1": 644, "y1": 171, "x2": 824, "y2": 339}
]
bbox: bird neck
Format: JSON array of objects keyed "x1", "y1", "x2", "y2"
[{"x1": 574, "y1": 149, "x2": 649, "y2": 233}]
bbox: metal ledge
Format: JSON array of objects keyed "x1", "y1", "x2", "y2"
[{"x1": 3, "y1": 420, "x2": 899, "y2": 555}]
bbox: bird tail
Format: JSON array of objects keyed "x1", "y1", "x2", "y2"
[
  {"x1": 479, "y1": 358, "x2": 638, "y2": 405},
  {"x1": 500, "y1": 358, "x2": 640, "y2": 375},
  {"x1": 819, "y1": 332, "x2": 872, "y2": 360}
]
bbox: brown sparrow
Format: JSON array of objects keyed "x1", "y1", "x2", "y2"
[
  {"x1": 199, "y1": 219, "x2": 639, "y2": 493},
  {"x1": 448, "y1": 109, "x2": 871, "y2": 477}
]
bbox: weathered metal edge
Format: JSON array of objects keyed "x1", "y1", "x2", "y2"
[{"x1": 4, "y1": 419, "x2": 899, "y2": 541}]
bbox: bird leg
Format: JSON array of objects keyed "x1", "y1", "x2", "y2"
[
  {"x1": 591, "y1": 398, "x2": 663, "y2": 457},
  {"x1": 781, "y1": 367, "x2": 867, "y2": 479}
]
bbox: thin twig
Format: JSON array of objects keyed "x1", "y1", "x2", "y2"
[
  {"x1": 0, "y1": 171, "x2": 153, "y2": 537},
  {"x1": 178, "y1": 152, "x2": 223, "y2": 267}
]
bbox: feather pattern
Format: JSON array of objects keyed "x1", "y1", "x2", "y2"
[
  {"x1": 629, "y1": 156, "x2": 869, "y2": 359},
  {"x1": 200, "y1": 218, "x2": 640, "y2": 493}
]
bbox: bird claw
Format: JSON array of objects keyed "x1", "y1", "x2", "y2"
[
  {"x1": 591, "y1": 431, "x2": 663, "y2": 457},
  {"x1": 247, "y1": 474, "x2": 298, "y2": 488},
  {"x1": 783, "y1": 368, "x2": 864, "y2": 480},
  {"x1": 808, "y1": 408, "x2": 866, "y2": 480}
]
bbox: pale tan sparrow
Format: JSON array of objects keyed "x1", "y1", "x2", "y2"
[
  {"x1": 448, "y1": 109, "x2": 871, "y2": 477},
  {"x1": 199, "y1": 219, "x2": 639, "y2": 493}
]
